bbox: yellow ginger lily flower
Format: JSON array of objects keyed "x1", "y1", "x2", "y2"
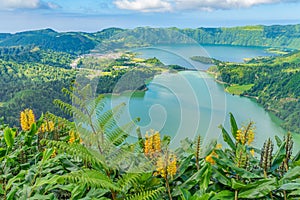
[{"x1": 20, "y1": 109, "x2": 35, "y2": 131}]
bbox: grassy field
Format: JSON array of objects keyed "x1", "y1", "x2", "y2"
[{"x1": 226, "y1": 84, "x2": 254, "y2": 95}]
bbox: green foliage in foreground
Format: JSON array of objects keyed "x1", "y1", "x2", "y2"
[{"x1": 0, "y1": 86, "x2": 300, "y2": 200}]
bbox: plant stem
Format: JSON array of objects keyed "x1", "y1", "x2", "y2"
[
  {"x1": 196, "y1": 136, "x2": 200, "y2": 170},
  {"x1": 165, "y1": 177, "x2": 172, "y2": 200},
  {"x1": 235, "y1": 190, "x2": 238, "y2": 200},
  {"x1": 283, "y1": 191, "x2": 287, "y2": 200}
]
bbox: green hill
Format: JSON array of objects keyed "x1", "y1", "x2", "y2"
[
  {"x1": 212, "y1": 50, "x2": 300, "y2": 133},
  {"x1": 0, "y1": 29, "x2": 96, "y2": 54},
  {"x1": 1, "y1": 25, "x2": 300, "y2": 56}
]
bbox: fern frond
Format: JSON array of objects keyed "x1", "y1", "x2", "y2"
[
  {"x1": 105, "y1": 118, "x2": 140, "y2": 146},
  {"x1": 53, "y1": 99, "x2": 89, "y2": 122},
  {"x1": 117, "y1": 173, "x2": 142, "y2": 192},
  {"x1": 61, "y1": 87, "x2": 86, "y2": 109},
  {"x1": 45, "y1": 112, "x2": 75, "y2": 129},
  {"x1": 43, "y1": 140, "x2": 107, "y2": 170},
  {"x1": 97, "y1": 102, "x2": 126, "y2": 130},
  {"x1": 125, "y1": 187, "x2": 165, "y2": 200},
  {"x1": 62, "y1": 169, "x2": 121, "y2": 191}
]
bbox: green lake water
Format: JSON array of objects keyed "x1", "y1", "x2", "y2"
[{"x1": 105, "y1": 44, "x2": 299, "y2": 149}]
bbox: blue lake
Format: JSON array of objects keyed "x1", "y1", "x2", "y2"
[{"x1": 105, "y1": 44, "x2": 299, "y2": 149}]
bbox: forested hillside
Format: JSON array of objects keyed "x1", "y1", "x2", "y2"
[
  {"x1": 0, "y1": 47, "x2": 76, "y2": 125},
  {"x1": 0, "y1": 46, "x2": 180, "y2": 126},
  {"x1": 211, "y1": 50, "x2": 300, "y2": 133},
  {"x1": 0, "y1": 29, "x2": 96, "y2": 54},
  {"x1": 1, "y1": 25, "x2": 300, "y2": 54}
]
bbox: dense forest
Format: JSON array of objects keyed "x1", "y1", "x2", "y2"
[
  {"x1": 0, "y1": 46, "x2": 76, "y2": 126},
  {"x1": 209, "y1": 50, "x2": 300, "y2": 134},
  {"x1": 0, "y1": 46, "x2": 180, "y2": 126}
]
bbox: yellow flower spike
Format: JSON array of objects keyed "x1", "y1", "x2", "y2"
[
  {"x1": 167, "y1": 154, "x2": 177, "y2": 178},
  {"x1": 236, "y1": 129, "x2": 246, "y2": 145},
  {"x1": 149, "y1": 134, "x2": 154, "y2": 156},
  {"x1": 51, "y1": 148, "x2": 57, "y2": 158},
  {"x1": 205, "y1": 154, "x2": 215, "y2": 165},
  {"x1": 20, "y1": 109, "x2": 35, "y2": 131},
  {"x1": 144, "y1": 130, "x2": 162, "y2": 157},
  {"x1": 68, "y1": 130, "x2": 76, "y2": 144},
  {"x1": 156, "y1": 156, "x2": 166, "y2": 178},
  {"x1": 40, "y1": 121, "x2": 55, "y2": 133},
  {"x1": 247, "y1": 130, "x2": 255, "y2": 145},
  {"x1": 250, "y1": 149, "x2": 255, "y2": 156},
  {"x1": 153, "y1": 132, "x2": 161, "y2": 153},
  {"x1": 205, "y1": 145, "x2": 220, "y2": 165},
  {"x1": 144, "y1": 133, "x2": 150, "y2": 155}
]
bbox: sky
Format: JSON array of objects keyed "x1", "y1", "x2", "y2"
[{"x1": 0, "y1": 0, "x2": 300, "y2": 33}]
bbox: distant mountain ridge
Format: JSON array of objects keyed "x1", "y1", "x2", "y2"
[{"x1": 0, "y1": 25, "x2": 300, "y2": 55}]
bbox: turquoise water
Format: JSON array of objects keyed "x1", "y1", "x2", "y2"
[{"x1": 105, "y1": 44, "x2": 298, "y2": 149}]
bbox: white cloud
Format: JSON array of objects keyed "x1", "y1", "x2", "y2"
[
  {"x1": 114, "y1": 0, "x2": 300, "y2": 12},
  {"x1": 114, "y1": 0, "x2": 172, "y2": 12},
  {"x1": 0, "y1": 0, "x2": 59, "y2": 10},
  {"x1": 173, "y1": 0, "x2": 296, "y2": 10}
]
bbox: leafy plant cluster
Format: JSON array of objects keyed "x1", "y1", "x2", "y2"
[{"x1": 1, "y1": 86, "x2": 299, "y2": 200}]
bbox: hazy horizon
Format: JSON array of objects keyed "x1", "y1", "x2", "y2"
[{"x1": 1, "y1": 0, "x2": 300, "y2": 33}]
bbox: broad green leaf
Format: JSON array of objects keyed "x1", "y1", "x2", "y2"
[
  {"x1": 211, "y1": 190, "x2": 235, "y2": 200},
  {"x1": 6, "y1": 170, "x2": 27, "y2": 190},
  {"x1": 229, "y1": 112, "x2": 238, "y2": 139},
  {"x1": 172, "y1": 163, "x2": 210, "y2": 196},
  {"x1": 33, "y1": 175, "x2": 60, "y2": 190},
  {"x1": 293, "y1": 150, "x2": 300, "y2": 162},
  {"x1": 280, "y1": 183, "x2": 300, "y2": 191},
  {"x1": 200, "y1": 163, "x2": 212, "y2": 193},
  {"x1": 215, "y1": 156, "x2": 260, "y2": 179},
  {"x1": 212, "y1": 168, "x2": 231, "y2": 187},
  {"x1": 4, "y1": 127, "x2": 15, "y2": 149},
  {"x1": 6, "y1": 186, "x2": 19, "y2": 200},
  {"x1": 28, "y1": 193, "x2": 55, "y2": 200},
  {"x1": 282, "y1": 166, "x2": 300, "y2": 181},
  {"x1": 175, "y1": 154, "x2": 193, "y2": 178},
  {"x1": 275, "y1": 135, "x2": 282, "y2": 147},
  {"x1": 42, "y1": 148, "x2": 55, "y2": 162},
  {"x1": 219, "y1": 125, "x2": 236, "y2": 151},
  {"x1": 0, "y1": 184, "x2": 4, "y2": 195},
  {"x1": 271, "y1": 141, "x2": 286, "y2": 171},
  {"x1": 231, "y1": 179, "x2": 246, "y2": 190},
  {"x1": 288, "y1": 189, "x2": 300, "y2": 197},
  {"x1": 238, "y1": 178, "x2": 278, "y2": 198},
  {"x1": 180, "y1": 188, "x2": 191, "y2": 200},
  {"x1": 0, "y1": 148, "x2": 6, "y2": 158}
]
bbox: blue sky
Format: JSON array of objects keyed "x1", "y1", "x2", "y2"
[{"x1": 0, "y1": 0, "x2": 300, "y2": 33}]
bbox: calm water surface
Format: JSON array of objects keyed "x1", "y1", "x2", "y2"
[{"x1": 106, "y1": 44, "x2": 299, "y2": 149}]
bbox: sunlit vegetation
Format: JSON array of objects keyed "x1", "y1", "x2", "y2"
[
  {"x1": 0, "y1": 87, "x2": 299, "y2": 199},
  {"x1": 211, "y1": 50, "x2": 300, "y2": 134},
  {"x1": 190, "y1": 56, "x2": 220, "y2": 64},
  {"x1": 226, "y1": 84, "x2": 254, "y2": 95}
]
